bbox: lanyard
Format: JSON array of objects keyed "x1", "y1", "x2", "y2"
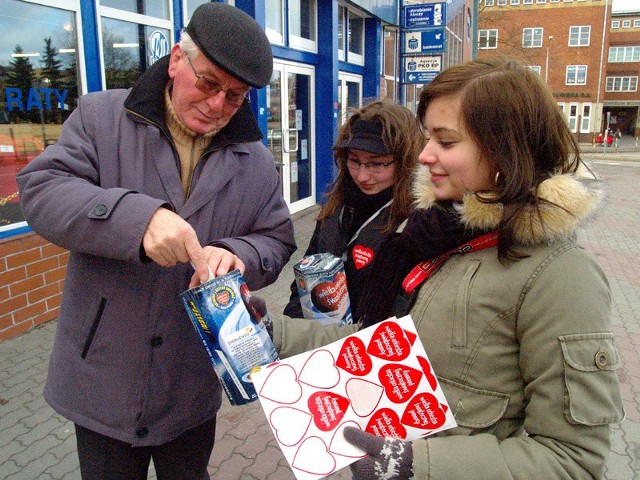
[
  {"x1": 402, "y1": 231, "x2": 499, "y2": 294},
  {"x1": 340, "y1": 199, "x2": 393, "y2": 262}
]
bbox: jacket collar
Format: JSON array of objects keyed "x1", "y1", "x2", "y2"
[
  {"x1": 123, "y1": 55, "x2": 264, "y2": 150},
  {"x1": 412, "y1": 163, "x2": 604, "y2": 245}
]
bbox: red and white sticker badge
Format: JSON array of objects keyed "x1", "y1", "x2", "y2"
[{"x1": 252, "y1": 315, "x2": 457, "y2": 480}]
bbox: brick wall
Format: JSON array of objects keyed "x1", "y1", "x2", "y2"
[{"x1": 0, "y1": 232, "x2": 67, "y2": 341}]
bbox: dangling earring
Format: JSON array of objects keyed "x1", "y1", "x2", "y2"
[{"x1": 494, "y1": 171, "x2": 503, "y2": 186}]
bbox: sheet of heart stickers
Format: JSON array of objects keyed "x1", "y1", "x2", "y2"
[{"x1": 251, "y1": 315, "x2": 457, "y2": 480}]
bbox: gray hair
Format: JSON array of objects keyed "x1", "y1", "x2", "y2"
[{"x1": 179, "y1": 30, "x2": 199, "y2": 60}]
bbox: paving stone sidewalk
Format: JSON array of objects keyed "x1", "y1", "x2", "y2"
[{"x1": 1, "y1": 152, "x2": 639, "y2": 479}]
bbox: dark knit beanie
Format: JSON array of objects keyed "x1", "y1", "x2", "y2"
[{"x1": 186, "y1": 2, "x2": 273, "y2": 88}]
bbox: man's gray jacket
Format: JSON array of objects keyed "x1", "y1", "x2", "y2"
[{"x1": 16, "y1": 56, "x2": 296, "y2": 446}]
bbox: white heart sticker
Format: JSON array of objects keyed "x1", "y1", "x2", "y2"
[
  {"x1": 298, "y1": 349, "x2": 340, "y2": 389},
  {"x1": 329, "y1": 421, "x2": 367, "y2": 458},
  {"x1": 345, "y1": 378, "x2": 384, "y2": 417},
  {"x1": 270, "y1": 407, "x2": 312, "y2": 446},
  {"x1": 292, "y1": 436, "x2": 336, "y2": 475},
  {"x1": 258, "y1": 364, "x2": 302, "y2": 404}
]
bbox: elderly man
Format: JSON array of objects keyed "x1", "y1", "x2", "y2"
[{"x1": 16, "y1": 3, "x2": 295, "y2": 479}]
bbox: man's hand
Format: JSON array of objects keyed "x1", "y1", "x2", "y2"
[
  {"x1": 188, "y1": 246, "x2": 246, "y2": 288},
  {"x1": 142, "y1": 208, "x2": 210, "y2": 283},
  {"x1": 343, "y1": 426, "x2": 413, "y2": 480}
]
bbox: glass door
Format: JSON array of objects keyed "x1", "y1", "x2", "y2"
[{"x1": 267, "y1": 61, "x2": 316, "y2": 213}]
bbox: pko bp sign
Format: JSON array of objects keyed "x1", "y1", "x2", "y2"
[
  {"x1": 403, "y1": 3, "x2": 446, "y2": 29},
  {"x1": 404, "y1": 55, "x2": 441, "y2": 85}
]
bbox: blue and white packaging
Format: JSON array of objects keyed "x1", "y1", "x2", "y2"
[
  {"x1": 293, "y1": 253, "x2": 353, "y2": 326},
  {"x1": 181, "y1": 269, "x2": 279, "y2": 406}
]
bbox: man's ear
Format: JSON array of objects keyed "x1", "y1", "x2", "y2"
[{"x1": 167, "y1": 44, "x2": 183, "y2": 79}]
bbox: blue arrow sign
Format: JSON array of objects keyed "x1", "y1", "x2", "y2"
[
  {"x1": 403, "y1": 28, "x2": 446, "y2": 54},
  {"x1": 403, "y1": 3, "x2": 446, "y2": 29}
]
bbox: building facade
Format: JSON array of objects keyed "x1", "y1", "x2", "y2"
[
  {"x1": 478, "y1": 0, "x2": 612, "y2": 144},
  {"x1": 0, "y1": 0, "x2": 475, "y2": 340},
  {"x1": 605, "y1": 8, "x2": 640, "y2": 137}
]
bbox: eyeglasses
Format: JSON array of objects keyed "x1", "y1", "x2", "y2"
[
  {"x1": 185, "y1": 56, "x2": 250, "y2": 108},
  {"x1": 346, "y1": 158, "x2": 396, "y2": 174}
]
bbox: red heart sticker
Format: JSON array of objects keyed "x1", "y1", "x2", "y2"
[
  {"x1": 336, "y1": 337, "x2": 372, "y2": 376},
  {"x1": 365, "y1": 408, "x2": 407, "y2": 439},
  {"x1": 308, "y1": 392, "x2": 350, "y2": 432},
  {"x1": 417, "y1": 356, "x2": 438, "y2": 391},
  {"x1": 352, "y1": 245, "x2": 374, "y2": 270},
  {"x1": 310, "y1": 271, "x2": 348, "y2": 313},
  {"x1": 401, "y1": 392, "x2": 447, "y2": 430},
  {"x1": 367, "y1": 321, "x2": 411, "y2": 361},
  {"x1": 378, "y1": 363, "x2": 423, "y2": 403}
]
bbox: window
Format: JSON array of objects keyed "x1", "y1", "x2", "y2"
[
  {"x1": 100, "y1": 6, "x2": 172, "y2": 89},
  {"x1": 510, "y1": 0, "x2": 520, "y2": 5},
  {"x1": 536, "y1": 0, "x2": 546, "y2": 4},
  {"x1": 581, "y1": 104, "x2": 591, "y2": 133},
  {"x1": 498, "y1": 0, "x2": 507, "y2": 6},
  {"x1": 606, "y1": 76, "x2": 638, "y2": 92},
  {"x1": 634, "y1": 20, "x2": 640, "y2": 28},
  {"x1": 485, "y1": 0, "x2": 495, "y2": 6},
  {"x1": 102, "y1": 0, "x2": 169, "y2": 19},
  {"x1": 622, "y1": 20, "x2": 631, "y2": 28},
  {"x1": 529, "y1": 65, "x2": 541, "y2": 74},
  {"x1": 612, "y1": 20, "x2": 620, "y2": 28},
  {"x1": 479, "y1": 29, "x2": 498, "y2": 49},
  {"x1": 569, "y1": 26, "x2": 590, "y2": 46},
  {"x1": 338, "y1": 6, "x2": 345, "y2": 61},
  {"x1": 289, "y1": 0, "x2": 317, "y2": 52},
  {"x1": 523, "y1": 0, "x2": 533, "y2": 4},
  {"x1": 265, "y1": 0, "x2": 284, "y2": 44},
  {"x1": 1, "y1": 0, "x2": 82, "y2": 234},
  {"x1": 185, "y1": 0, "x2": 209, "y2": 23},
  {"x1": 382, "y1": 27, "x2": 399, "y2": 101},
  {"x1": 347, "y1": 9, "x2": 365, "y2": 65},
  {"x1": 523, "y1": 28, "x2": 543, "y2": 48},
  {"x1": 566, "y1": 65, "x2": 587, "y2": 85},
  {"x1": 609, "y1": 46, "x2": 640, "y2": 62},
  {"x1": 568, "y1": 103, "x2": 578, "y2": 132}
]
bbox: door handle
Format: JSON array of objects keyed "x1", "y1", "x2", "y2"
[{"x1": 282, "y1": 128, "x2": 299, "y2": 153}]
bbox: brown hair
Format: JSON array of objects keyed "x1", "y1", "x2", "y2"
[
  {"x1": 417, "y1": 55, "x2": 581, "y2": 260},
  {"x1": 319, "y1": 100, "x2": 424, "y2": 233}
]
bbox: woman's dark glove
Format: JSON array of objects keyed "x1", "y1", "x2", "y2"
[{"x1": 343, "y1": 426, "x2": 414, "y2": 480}]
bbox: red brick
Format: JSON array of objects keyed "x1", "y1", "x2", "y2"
[
  {"x1": 9, "y1": 275, "x2": 44, "y2": 297},
  {"x1": 34, "y1": 308, "x2": 59, "y2": 325},
  {"x1": 44, "y1": 266, "x2": 67, "y2": 283},
  {"x1": 0, "y1": 238, "x2": 22, "y2": 257},
  {"x1": 0, "y1": 312, "x2": 13, "y2": 330},
  {"x1": 41, "y1": 243, "x2": 68, "y2": 257},
  {"x1": 19, "y1": 234, "x2": 47, "y2": 250},
  {"x1": 0, "y1": 267, "x2": 27, "y2": 286},
  {"x1": 26, "y1": 257, "x2": 59, "y2": 276},
  {"x1": 0, "y1": 285, "x2": 9, "y2": 301},
  {"x1": 0, "y1": 294, "x2": 28, "y2": 316},
  {"x1": 0, "y1": 321, "x2": 32, "y2": 341},
  {"x1": 12, "y1": 301, "x2": 46, "y2": 323},
  {"x1": 6, "y1": 248, "x2": 43, "y2": 269},
  {"x1": 27, "y1": 283, "x2": 59, "y2": 303},
  {"x1": 45, "y1": 293, "x2": 62, "y2": 310}
]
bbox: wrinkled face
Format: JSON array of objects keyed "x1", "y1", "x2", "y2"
[
  {"x1": 167, "y1": 45, "x2": 249, "y2": 134},
  {"x1": 418, "y1": 94, "x2": 493, "y2": 202},
  {"x1": 346, "y1": 149, "x2": 397, "y2": 195}
]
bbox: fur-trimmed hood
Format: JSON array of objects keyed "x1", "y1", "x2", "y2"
[{"x1": 412, "y1": 163, "x2": 605, "y2": 245}]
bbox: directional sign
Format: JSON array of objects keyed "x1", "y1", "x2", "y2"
[
  {"x1": 403, "y1": 28, "x2": 446, "y2": 54},
  {"x1": 403, "y1": 55, "x2": 442, "y2": 84},
  {"x1": 403, "y1": 3, "x2": 446, "y2": 29}
]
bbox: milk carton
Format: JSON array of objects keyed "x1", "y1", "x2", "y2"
[
  {"x1": 181, "y1": 269, "x2": 279, "y2": 405},
  {"x1": 292, "y1": 253, "x2": 352, "y2": 326}
]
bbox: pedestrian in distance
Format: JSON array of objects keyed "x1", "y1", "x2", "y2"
[
  {"x1": 283, "y1": 100, "x2": 424, "y2": 321},
  {"x1": 17, "y1": 3, "x2": 295, "y2": 479},
  {"x1": 269, "y1": 55, "x2": 625, "y2": 479}
]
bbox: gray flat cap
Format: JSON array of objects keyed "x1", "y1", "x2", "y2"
[{"x1": 186, "y1": 2, "x2": 273, "y2": 88}]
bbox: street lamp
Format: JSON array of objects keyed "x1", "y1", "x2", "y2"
[{"x1": 545, "y1": 35, "x2": 553, "y2": 84}]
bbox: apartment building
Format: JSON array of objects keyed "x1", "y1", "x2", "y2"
[
  {"x1": 605, "y1": 8, "x2": 640, "y2": 137},
  {"x1": 477, "y1": 0, "x2": 613, "y2": 143}
]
